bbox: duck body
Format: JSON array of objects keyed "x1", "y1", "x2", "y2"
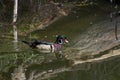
[
  {"x1": 35, "y1": 42, "x2": 61, "y2": 53},
  {"x1": 22, "y1": 35, "x2": 68, "y2": 53}
]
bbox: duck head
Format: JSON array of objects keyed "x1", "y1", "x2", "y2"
[{"x1": 55, "y1": 35, "x2": 69, "y2": 44}]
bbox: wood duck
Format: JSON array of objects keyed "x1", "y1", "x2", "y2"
[{"x1": 22, "y1": 35, "x2": 69, "y2": 53}]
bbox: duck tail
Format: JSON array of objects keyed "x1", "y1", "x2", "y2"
[{"x1": 22, "y1": 41, "x2": 31, "y2": 46}]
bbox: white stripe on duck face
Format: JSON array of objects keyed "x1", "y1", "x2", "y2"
[{"x1": 36, "y1": 44, "x2": 55, "y2": 53}]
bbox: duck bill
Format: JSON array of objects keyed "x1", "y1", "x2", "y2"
[{"x1": 64, "y1": 39, "x2": 69, "y2": 43}]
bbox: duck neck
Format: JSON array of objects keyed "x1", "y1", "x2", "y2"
[{"x1": 53, "y1": 43, "x2": 62, "y2": 51}]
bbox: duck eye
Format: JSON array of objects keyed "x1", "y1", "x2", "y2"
[{"x1": 58, "y1": 39, "x2": 63, "y2": 44}]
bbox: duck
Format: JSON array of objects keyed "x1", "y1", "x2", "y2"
[{"x1": 22, "y1": 35, "x2": 69, "y2": 53}]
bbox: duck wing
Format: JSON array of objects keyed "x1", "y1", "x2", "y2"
[
  {"x1": 22, "y1": 40, "x2": 53, "y2": 49},
  {"x1": 34, "y1": 41, "x2": 53, "y2": 45},
  {"x1": 22, "y1": 41, "x2": 31, "y2": 46}
]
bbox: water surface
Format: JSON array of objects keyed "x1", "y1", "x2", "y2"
[{"x1": 0, "y1": 4, "x2": 120, "y2": 80}]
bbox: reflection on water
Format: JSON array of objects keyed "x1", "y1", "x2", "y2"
[
  {"x1": 0, "y1": 4, "x2": 120, "y2": 80},
  {"x1": 13, "y1": 41, "x2": 19, "y2": 51},
  {"x1": 1, "y1": 49, "x2": 120, "y2": 80},
  {"x1": 51, "y1": 56, "x2": 120, "y2": 80}
]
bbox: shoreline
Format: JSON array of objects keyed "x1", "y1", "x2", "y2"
[{"x1": 73, "y1": 48, "x2": 120, "y2": 65}]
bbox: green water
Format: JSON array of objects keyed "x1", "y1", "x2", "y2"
[
  {"x1": 1, "y1": 4, "x2": 120, "y2": 80},
  {"x1": 51, "y1": 56, "x2": 120, "y2": 80}
]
